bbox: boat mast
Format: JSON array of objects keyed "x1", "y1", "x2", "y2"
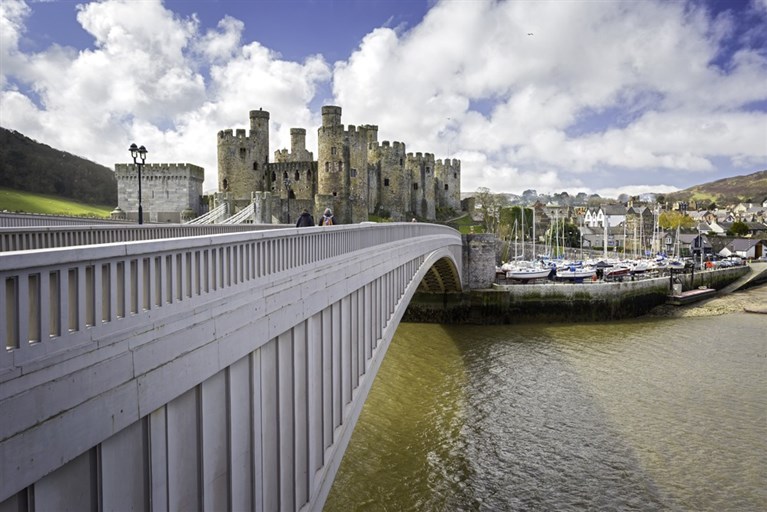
[
  {"x1": 521, "y1": 207, "x2": 525, "y2": 260},
  {"x1": 513, "y1": 219, "x2": 518, "y2": 261},
  {"x1": 532, "y1": 206, "x2": 536, "y2": 259}
]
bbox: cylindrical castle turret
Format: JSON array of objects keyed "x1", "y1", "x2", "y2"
[
  {"x1": 316, "y1": 106, "x2": 346, "y2": 218},
  {"x1": 290, "y1": 128, "x2": 306, "y2": 153},
  {"x1": 321, "y1": 106, "x2": 342, "y2": 128},
  {"x1": 249, "y1": 109, "x2": 270, "y2": 190}
]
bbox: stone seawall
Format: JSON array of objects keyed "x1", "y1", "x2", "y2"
[{"x1": 404, "y1": 266, "x2": 750, "y2": 325}]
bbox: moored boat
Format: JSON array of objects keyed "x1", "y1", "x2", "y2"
[
  {"x1": 556, "y1": 266, "x2": 596, "y2": 281},
  {"x1": 506, "y1": 267, "x2": 553, "y2": 281}
]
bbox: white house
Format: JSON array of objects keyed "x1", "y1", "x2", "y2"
[
  {"x1": 584, "y1": 205, "x2": 626, "y2": 228},
  {"x1": 718, "y1": 238, "x2": 767, "y2": 259}
]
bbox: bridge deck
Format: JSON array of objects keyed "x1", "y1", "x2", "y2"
[{"x1": 1, "y1": 223, "x2": 463, "y2": 511}]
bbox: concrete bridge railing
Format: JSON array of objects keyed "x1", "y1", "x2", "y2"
[
  {"x1": 0, "y1": 223, "x2": 462, "y2": 511},
  {"x1": 0, "y1": 223, "x2": 293, "y2": 253}
]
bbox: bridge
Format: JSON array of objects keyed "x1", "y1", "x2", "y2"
[{"x1": 0, "y1": 222, "x2": 464, "y2": 511}]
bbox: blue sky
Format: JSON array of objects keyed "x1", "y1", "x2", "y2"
[{"x1": 1, "y1": 0, "x2": 766, "y2": 197}]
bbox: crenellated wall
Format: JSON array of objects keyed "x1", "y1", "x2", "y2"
[
  {"x1": 436, "y1": 158, "x2": 461, "y2": 211},
  {"x1": 218, "y1": 105, "x2": 461, "y2": 224},
  {"x1": 406, "y1": 152, "x2": 436, "y2": 219},
  {"x1": 369, "y1": 140, "x2": 408, "y2": 220},
  {"x1": 115, "y1": 163, "x2": 204, "y2": 223},
  {"x1": 217, "y1": 109, "x2": 271, "y2": 198}
]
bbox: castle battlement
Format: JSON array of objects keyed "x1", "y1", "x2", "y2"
[
  {"x1": 436, "y1": 158, "x2": 461, "y2": 168},
  {"x1": 217, "y1": 129, "x2": 254, "y2": 142},
  {"x1": 115, "y1": 163, "x2": 204, "y2": 177},
  {"x1": 406, "y1": 152, "x2": 435, "y2": 162},
  {"x1": 249, "y1": 109, "x2": 270, "y2": 120},
  {"x1": 268, "y1": 161, "x2": 318, "y2": 173},
  {"x1": 218, "y1": 105, "x2": 461, "y2": 224},
  {"x1": 371, "y1": 140, "x2": 406, "y2": 152}
]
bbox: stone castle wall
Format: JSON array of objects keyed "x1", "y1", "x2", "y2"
[
  {"x1": 436, "y1": 158, "x2": 461, "y2": 211},
  {"x1": 218, "y1": 105, "x2": 461, "y2": 224},
  {"x1": 369, "y1": 141, "x2": 408, "y2": 220},
  {"x1": 115, "y1": 163, "x2": 204, "y2": 223}
]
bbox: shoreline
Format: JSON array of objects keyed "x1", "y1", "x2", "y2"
[
  {"x1": 405, "y1": 266, "x2": 758, "y2": 324},
  {"x1": 645, "y1": 280, "x2": 767, "y2": 318}
]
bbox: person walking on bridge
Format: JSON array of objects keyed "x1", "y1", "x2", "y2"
[
  {"x1": 296, "y1": 208, "x2": 314, "y2": 227},
  {"x1": 319, "y1": 208, "x2": 336, "y2": 226}
]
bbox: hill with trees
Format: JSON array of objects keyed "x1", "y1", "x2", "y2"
[
  {"x1": 0, "y1": 127, "x2": 117, "y2": 206},
  {"x1": 663, "y1": 169, "x2": 767, "y2": 207}
]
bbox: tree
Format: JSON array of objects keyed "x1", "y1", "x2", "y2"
[
  {"x1": 727, "y1": 221, "x2": 749, "y2": 237},
  {"x1": 499, "y1": 206, "x2": 533, "y2": 241},
  {"x1": 562, "y1": 222, "x2": 581, "y2": 247},
  {"x1": 587, "y1": 194, "x2": 603, "y2": 207},
  {"x1": 659, "y1": 210, "x2": 695, "y2": 230},
  {"x1": 474, "y1": 187, "x2": 505, "y2": 234}
]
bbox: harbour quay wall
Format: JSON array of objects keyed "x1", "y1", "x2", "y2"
[{"x1": 404, "y1": 266, "x2": 749, "y2": 324}]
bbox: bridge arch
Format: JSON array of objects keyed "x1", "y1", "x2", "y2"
[{"x1": 0, "y1": 223, "x2": 462, "y2": 511}]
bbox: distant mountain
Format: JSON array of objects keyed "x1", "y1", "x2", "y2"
[
  {"x1": 0, "y1": 127, "x2": 117, "y2": 206},
  {"x1": 664, "y1": 169, "x2": 767, "y2": 207}
]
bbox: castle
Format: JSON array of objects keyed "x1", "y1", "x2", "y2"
[
  {"x1": 215, "y1": 105, "x2": 461, "y2": 224},
  {"x1": 113, "y1": 105, "x2": 461, "y2": 224}
]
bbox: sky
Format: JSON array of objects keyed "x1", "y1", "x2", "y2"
[{"x1": 1, "y1": 0, "x2": 766, "y2": 198}]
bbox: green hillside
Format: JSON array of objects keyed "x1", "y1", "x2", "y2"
[
  {"x1": 0, "y1": 127, "x2": 117, "y2": 205},
  {"x1": 0, "y1": 188, "x2": 113, "y2": 217},
  {"x1": 665, "y1": 169, "x2": 767, "y2": 206}
]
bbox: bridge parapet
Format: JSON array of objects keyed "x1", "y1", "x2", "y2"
[
  {"x1": 0, "y1": 223, "x2": 293, "y2": 253},
  {"x1": 0, "y1": 223, "x2": 462, "y2": 508}
]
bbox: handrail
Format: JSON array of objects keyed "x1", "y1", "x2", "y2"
[
  {"x1": 0, "y1": 223, "x2": 462, "y2": 373},
  {"x1": 185, "y1": 203, "x2": 228, "y2": 224},
  {"x1": 221, "y1": 202, "x2": 255, "y2": 224},
  {"x1": 0, "y1": 223, "x2": 291, "y2": 253}
]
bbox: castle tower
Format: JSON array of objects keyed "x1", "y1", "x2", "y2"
[
  {"x1": 317, "y1": 106, "x2": 344, "y2": 216},
  {"x1": 115, "y1": 163, "x2": 204, "y2": 223},
  {"x1": 249, "y1": 109, "x2": 271, "y2": 189},
  {"x1": 316, "y1": 105, "x2": 369, "y2": 223},
  {"x1": 291, "y1": 128, "x2": 306, "y2": 153},
  {"x1": 274, "y1": 128, "x2": 314, "y2": 164},
  {"x1": 346, "y1": 124, "x2": 370, "y2": 223},
  {"x1": 369, "y1": 141, "x2": 408, "y2": 220},
  {"x1": 217, "y1": 109, "x2": 270, "y2": 198},
  {"x1": 406, "y1": 152, "x2": 436, "y2": 220},
  {"x1": 322, "y1": 105, "x2": 342, "y2": 128},
  {"x1": 435, "y1": 158, "x2": 461, "y2": 211}
]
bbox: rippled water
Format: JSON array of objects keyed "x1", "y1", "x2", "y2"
[{"x1": 325, "y1": 289, "x2": 767, "y2": 511}]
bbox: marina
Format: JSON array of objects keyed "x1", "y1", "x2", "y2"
[{"x1": 407, "y1": 263, "x2": 765, "y2": 325}]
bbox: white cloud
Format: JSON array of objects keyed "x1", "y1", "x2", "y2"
[
  {"x1": 0, "y1": 0, "x2": 765, "y2": 199},
  {"x1": 194, "y1": 15, "x2": 243, "y2": 63},
  {"x1": 0, "y1": 0, "x2": 331, "y2": 192},
  {"x1": 332, "y1": 0, "x2": 767, "y2": 195}
]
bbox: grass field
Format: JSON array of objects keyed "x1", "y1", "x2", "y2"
[
  {"x1": 451, "y1": 212, "x2": 485, "y2": 234},
  {"x1": 0, "y1": 188, "x2": 114, "y2": 218}
]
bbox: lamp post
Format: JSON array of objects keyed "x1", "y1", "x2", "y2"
[
  {"x1": 283, "y1": 176, "x2": 292, "y2": 224},
  {"x1": 129, "y1": 143, "x2": 148, "y2": 225}
]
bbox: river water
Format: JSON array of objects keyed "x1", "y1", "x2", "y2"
[{"x1": 325, "y1": 285, "x2": 767, "y2": 511}]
